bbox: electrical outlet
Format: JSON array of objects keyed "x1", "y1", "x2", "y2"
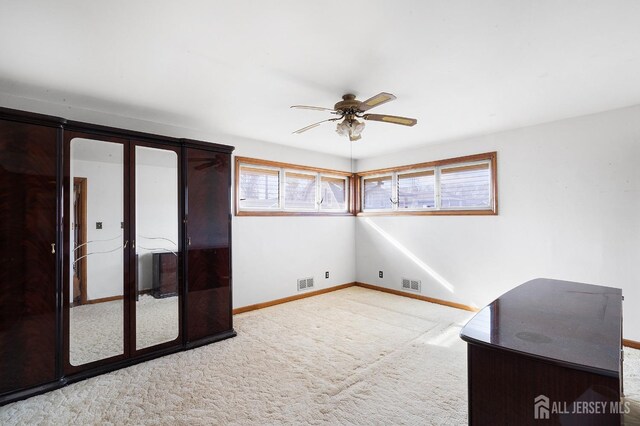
[
  {"x1": 379, "y1": 271, "x2": 383, "y2": 279},
  {"x1": 325, "y1": 271, "x2": 329, "y2": 279},
  {"x1": 96, "y1": 222, "x2": 103, "y2": 229}
]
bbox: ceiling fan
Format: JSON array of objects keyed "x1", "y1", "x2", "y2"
[{"x1": 291, "y1": 92, "x2": 417, "y2": 141}]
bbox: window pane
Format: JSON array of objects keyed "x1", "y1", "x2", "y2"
[
  {"x1": 239, "y1": 166, "x2": 280, "y2": 209},
  {"x1": 440, "y1": 163, "x2": 491, "y2": 208},
  {"x1": 285, "y1": 171, "x2": 317, "y2": 209},
  {"x1": 363, "y1": 175, "x2": 393, "y2": 210},
  {"x1": 398, "y1": 170, "x2": 435, "y2": 209},
  {"x1": 320, "y1": 176, "x2": 347, "y2": 211}
]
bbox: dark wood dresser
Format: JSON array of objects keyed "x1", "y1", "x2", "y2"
[
  {"x1": 460, "y1": 278, "x2": 624, "y2": 425},
  {"x1": 152, "y1": 252, "x2": 178, "y2": 298}
]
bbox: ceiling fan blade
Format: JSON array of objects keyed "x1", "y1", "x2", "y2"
[
  {"x1": 290, "y1": 105, "x2": 337, "y2": 112},
  {"x1": 292, "y1": 118, "x2": 340, "y2": 134},
  {"x1": 359, "y1": 92, "x2": 397, "y2": 111},
  {"x1": 364, "y1": 114, "x2": 417, "y2": 126}
]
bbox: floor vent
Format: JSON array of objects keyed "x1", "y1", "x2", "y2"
[
  {"x1": 401, "y1": 278, "x2": 421, "y2": 292},
  {"x1": 297, "y1": 277, "x2": 314, "y2": 291}
]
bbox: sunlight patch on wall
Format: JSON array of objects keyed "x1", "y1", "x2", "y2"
[{"x1": 363, "y1": 218, "x2": 455, "y2": 293}]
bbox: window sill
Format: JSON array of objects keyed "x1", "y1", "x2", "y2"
[
  {"x1": 236, "y1": 210, "x2": 355, "y2": 217},
  {"x1": 356, "y1": 209, "x2": 497, "y2": 216}
]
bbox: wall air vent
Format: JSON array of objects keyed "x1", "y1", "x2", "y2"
[
  {"x1": 297, "y1": 277, "x2": 314, "y2": 291},
  {"x1": 401, "y1": 278, "x2": 421, "y2": 292}
]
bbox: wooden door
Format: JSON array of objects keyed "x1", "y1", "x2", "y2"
[
  {"x1": 0, "y1": 119, "x2": 58, "y2": 394},
  {"x1": 185, "y1": 147, "x2": 232, "y2": 342},
  {"x1": 72, "y1": 177, "x2": 87, "y2": 306}
]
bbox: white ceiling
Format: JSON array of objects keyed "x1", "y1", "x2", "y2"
[{"x1": 1, "y1": 1, "x2": 640, "y2": 159}]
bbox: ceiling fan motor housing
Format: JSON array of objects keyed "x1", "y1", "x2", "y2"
[{"x1": 334, "y1": 94, "x2": 362, "y2": 113}]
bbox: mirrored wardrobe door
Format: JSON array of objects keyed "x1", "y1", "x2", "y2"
[
  {"x1": 133, "y1": 144, "x2": 180, "y2": 351},
  {"x1": 69, "y1": 137, "x2": 126, "y2": 366}
]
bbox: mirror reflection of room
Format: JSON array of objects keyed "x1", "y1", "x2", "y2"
[
  {"x1": 70, "y1": 138, "x2": 124, "y2": 366},
  {"x1": 135, "y1": 145, "x2": 179, "y2": 350}
]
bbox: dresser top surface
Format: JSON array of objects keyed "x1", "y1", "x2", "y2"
[{"x1": 460, "y1": 278, "x2": 622, "y2": 376}]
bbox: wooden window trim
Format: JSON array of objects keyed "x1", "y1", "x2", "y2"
[
  {"x1": 363, "y1": 175, "x2": 393, "y2": 183},
  {"x1": 322, "y1": 176, "x2": 347, "y2": 183},
  {"x1": 440, "y1": 163, "x2": 489, "y2": 174},
  {"x1": 356, "y1": 152, "x2": 498, "y2": 216},
  {"x1": 235, "y1": 156, "x2": 355, "y2": 216},
  {"x1": 285, "y1": 170, "x2": 318, "y2": 180},
  {"x1": 398, "y1": 169, "x2": 435, "y2": 179},
  {"x1": 237, "y1": 157, "x2": 351, "y2": 177},
  {"x1": 241, "y1": 165, "x2": 279, "y2": 176}
]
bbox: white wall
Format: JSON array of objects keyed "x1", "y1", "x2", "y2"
[
  {"x1": 231, "y1": 141, "x2": 356, "y2": 308},
  {"x1": 2, "y1": 94, "x2": 356, "y2": 309},
  {"x1": 356, "y1": 105, "x2": 640, "y2": 341},
  {"x1": 232, "y1": 216, "x2": 355, "y2": 307},
  {"x1": 72, "y1": 157, "x2": 124, "y2": 300}
]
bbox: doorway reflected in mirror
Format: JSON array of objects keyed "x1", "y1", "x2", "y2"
[{"x1": 69, "y1": 138, "x2": 125, "y2": 366}]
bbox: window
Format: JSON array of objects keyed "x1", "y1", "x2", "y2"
[
  {"x1": 320, "y1": 176, "x2": 348, "y2": 211},
  {"x1": 363, "y1": 175, "x2": 393, "y2": 210},
  {"x1": 285, "y1": 172, "x2": 317, "y2": 210},
  {"x1": 357, "y1": 152, "x2": 497, "y2": 215},
  {"x1": 398, "y1": 169, "x2": 435, "y2": 209},
  {"x1": 238, "y1": 166, "x2": 280, "y2": 210},
  {"x1": 235, "y1": 157, "x2": 352, "y2": 216},
  {"x1": 440, "y1": 163, "x2": 491, "y2": 208}
]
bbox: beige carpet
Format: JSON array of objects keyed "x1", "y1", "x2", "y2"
[
  {"x1": 70, "y1": 299, "x2": 124, "y2": 366},
  {"x1": 2, "y1": 287, "x2": 639, "y2": 425},
  {"x1": 70, "y1": 295, "x2": 179, "y2": 366}
]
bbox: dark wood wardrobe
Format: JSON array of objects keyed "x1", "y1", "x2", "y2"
[{"x1": 0, "y1": 106, "x2": 235, "y2": 405}]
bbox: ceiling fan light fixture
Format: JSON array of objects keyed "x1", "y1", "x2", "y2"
[
  {"x1": 336, "y1": 118, "x2": 365, "y2": 141},
  {"x1": 335, "y1": 120, "x2": 349, "y2": 136}
]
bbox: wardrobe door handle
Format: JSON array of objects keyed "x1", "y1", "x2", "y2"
[
  {"x1": 51, "y1": 243, "x2": 55, "y2": 254},
  {"x1": 188, "y1": 237, "x2": 191, "y2": 246}
]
